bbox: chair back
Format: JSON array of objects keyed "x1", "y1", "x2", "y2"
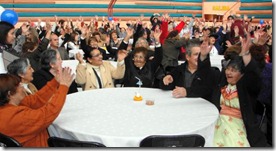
[
  {"x1": 139, "y1": 134, "x2": 205, "y2": 147},
  {"x1": 48, "y1": 137, "x2": 106, "y2": 147},
  {"x1": 0, "y1": 132, "x2": 22, "y2": 147}
]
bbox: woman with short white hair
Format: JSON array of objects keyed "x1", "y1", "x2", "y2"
[{"x1": 7, "y1": 58, "x2": 38, "y2": 95}]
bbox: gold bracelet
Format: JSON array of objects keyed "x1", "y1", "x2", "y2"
[{"x1": 239, "y1": 51, "x2": 250, "y2": 56}]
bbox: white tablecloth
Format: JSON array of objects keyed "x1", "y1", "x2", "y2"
[{"x1": 48, "y1": 88, "x2": 219, "y2": 147}]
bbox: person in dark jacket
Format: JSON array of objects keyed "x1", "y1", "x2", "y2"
[
  {"x1": 123, "y1": 28, "x2": 162, "y2": 88},
  {"x1": 161, "y1": 30, "x2": 199, "y2": 72},
  {"x1": 32, "y1": 49, "x2": 78, "y2": 94},
  {"x1": 160, "y1": 40, "x2": 219, "y2": 102},
  {"x1": 212, "y1": 32, "x2": 266, "y2": 147},
  {"x1": 21, "y1": 23, "x2": 52, "y2": 71},
  {"x1": 250, "y1": 44, "x2": 272, "y2": 146}
]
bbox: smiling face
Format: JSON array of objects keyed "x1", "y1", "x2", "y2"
[
  {"x1": 132, "y1": 47, "x2": 147, "y2": 68},
  {"x1": 133, "y1": 52, "x2": 146, "y2": 68},
  {"x1": 225, "y1": 66, "x2": 242, "y2": 85},
  {"x1": 111, "y1": 32, "x2": 117, "y2": 40},
  {"x1": 88, "y1": 49, "x2": 103, "y2": 66}
]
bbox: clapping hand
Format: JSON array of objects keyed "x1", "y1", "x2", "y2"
[
  {"x1": 59, "y1": 67, "x2": 75, "y2": 87},
  {"x1": 55, "y1": 67, "x2": 74, "y2": 87}
]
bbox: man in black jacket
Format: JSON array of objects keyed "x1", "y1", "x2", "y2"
[{"x1": 160, "y1": 40, "x2": 220, "y2": 102}]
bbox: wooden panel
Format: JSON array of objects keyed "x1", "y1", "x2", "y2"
[
  {"x1": 0, "y1": 0, "x2": 13, "y2": 3},
  {"x1": 14, "y1": 0, "x2": 55, "y2": 4},
  {"x1": 177, "y1": 10, "x2": 202, "y2": 14},
  {"x1": 54, "y1": 1, "x2": 134, "y2": 4},
  {"x1": 14, "y1": 8, "x2": 184, "y2": 14},
  {"x1": 135, "y1": 1, "x2": 202, "y2": 6},
  {"x1": 241, "y1": 2, "x2": 272, "y2": 7},
  {"x1": 236, "y1": 10, "x2": 272, "y2": 14}
]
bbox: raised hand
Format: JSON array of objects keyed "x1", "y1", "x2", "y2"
[
  {"x1": 222, "y1": 21, "x2": 227, "y2": 32},
  {"x1": 21, "y1": 23, "x2": 30, "y2": 36},
  {"x1": 58, "y1": 67, "x2": 75, "y2": 87},
  {"x1": 253, "y1": 29, "x2": 270, "y2": 46},
  {"x1": 105, "y1": 34, "x2": 110, "y2": 45},
  {"x1": 240, "y1": 28, "x2": 251, "y2": 54},
  {"x1": 117, "y1": 49, "x2": 128, "y2": 62},
  {"x1": 76, "y1": 52, "x2": 84, "y2": 63},
  {"x1": 126, "y1": 27, "x2": 134, "y2": 38},
  {"x1": 200, "y1": 40, "x2": 212, "y2": 61},
  {"x1": 81, "y1": 25, "x2": 88, "y2": 37},
  {"x1": 226, "y1": 40, "x2": 232, "y2": 48},
  {"x1": 153, "y1": 28, "x2": 162, "y2": 42},
  {"x1": 45, "y1": 20, "x2": 52, "y2": 32},
  {"x1": 240, "y1": 28, "x2": 252, "y2": 66},
  {"x1": 163, "y1": 75, "x2": 173, "y2": 85}
]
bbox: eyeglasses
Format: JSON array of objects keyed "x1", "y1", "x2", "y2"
[{"x1": 92, "y1": 52, "x2": 103, "y2": 58}]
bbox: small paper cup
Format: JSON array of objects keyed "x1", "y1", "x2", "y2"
[{"x1": 145, "y1": 99, "x2": 155, "y2": 106}]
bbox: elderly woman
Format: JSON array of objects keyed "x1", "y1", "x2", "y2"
[
  {"x1": 212, "y1": 32, "x2": 266, "y2": 147},
  {"x1": 75, "y1": 46, "x2": 127, "y2": 90},
  {"x1": 123, "y1": 28, "x2": 162, "y2": 88},
  {"x1": 7, "y1": 58, "x2": 38, "y2": 95},
  {"x1": 32, "y1": 49, "x2": 78, "y2": 94},
  {"x1": 0, "y1": 67, "x2": 74, "y2": 147}
]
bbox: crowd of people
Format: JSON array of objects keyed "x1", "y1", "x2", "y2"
[{"x1": 0, "y1": 12, "x2": 272, "y2": 147}]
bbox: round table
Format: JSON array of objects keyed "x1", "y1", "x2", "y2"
[{"x1": 49, "y1": 88, "x2": 219, "y2": 147}]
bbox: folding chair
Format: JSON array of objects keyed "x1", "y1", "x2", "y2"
[
  {"x1": 47, "y1": 136, "x2": 106, "y2": 147},
  {"x1": 139, "y1": 134, "x2": 205, "y2": 147},
  {"x1": 0, "y1": 132, "x2": 22, "y2": 147}
]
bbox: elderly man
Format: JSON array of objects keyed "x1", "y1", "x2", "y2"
[
  {"x1": 48, "y1": 33, "x2": 69, "y2": 60},
  {"x1": 160, "y1": 40, "x2": 220, "y2": 102}
]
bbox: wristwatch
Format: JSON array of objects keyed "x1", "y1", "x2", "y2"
[{"x1": 155, "y1": 42, "x2": 160, "y2": 45}]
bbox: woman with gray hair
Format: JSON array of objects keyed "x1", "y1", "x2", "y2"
[
  {"x1": 32, "y1": 49, "x2": 78, "y2": 94},
  {"x1": 7, "y1": 58, "x2": 38, "y2": 95}
]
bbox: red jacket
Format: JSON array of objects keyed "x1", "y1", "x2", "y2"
[{"x1": 160, "y1": 20, "x2": 185, "y2": 44}]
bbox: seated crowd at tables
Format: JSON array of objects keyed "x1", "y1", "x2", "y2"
[{"x1": 0, "y1": 12, "x2": 272, "y2": 147}]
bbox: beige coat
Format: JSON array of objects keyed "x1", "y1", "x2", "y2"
[{"x1": 75, "y1": 61, "x2": 125, "y2": 91}]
